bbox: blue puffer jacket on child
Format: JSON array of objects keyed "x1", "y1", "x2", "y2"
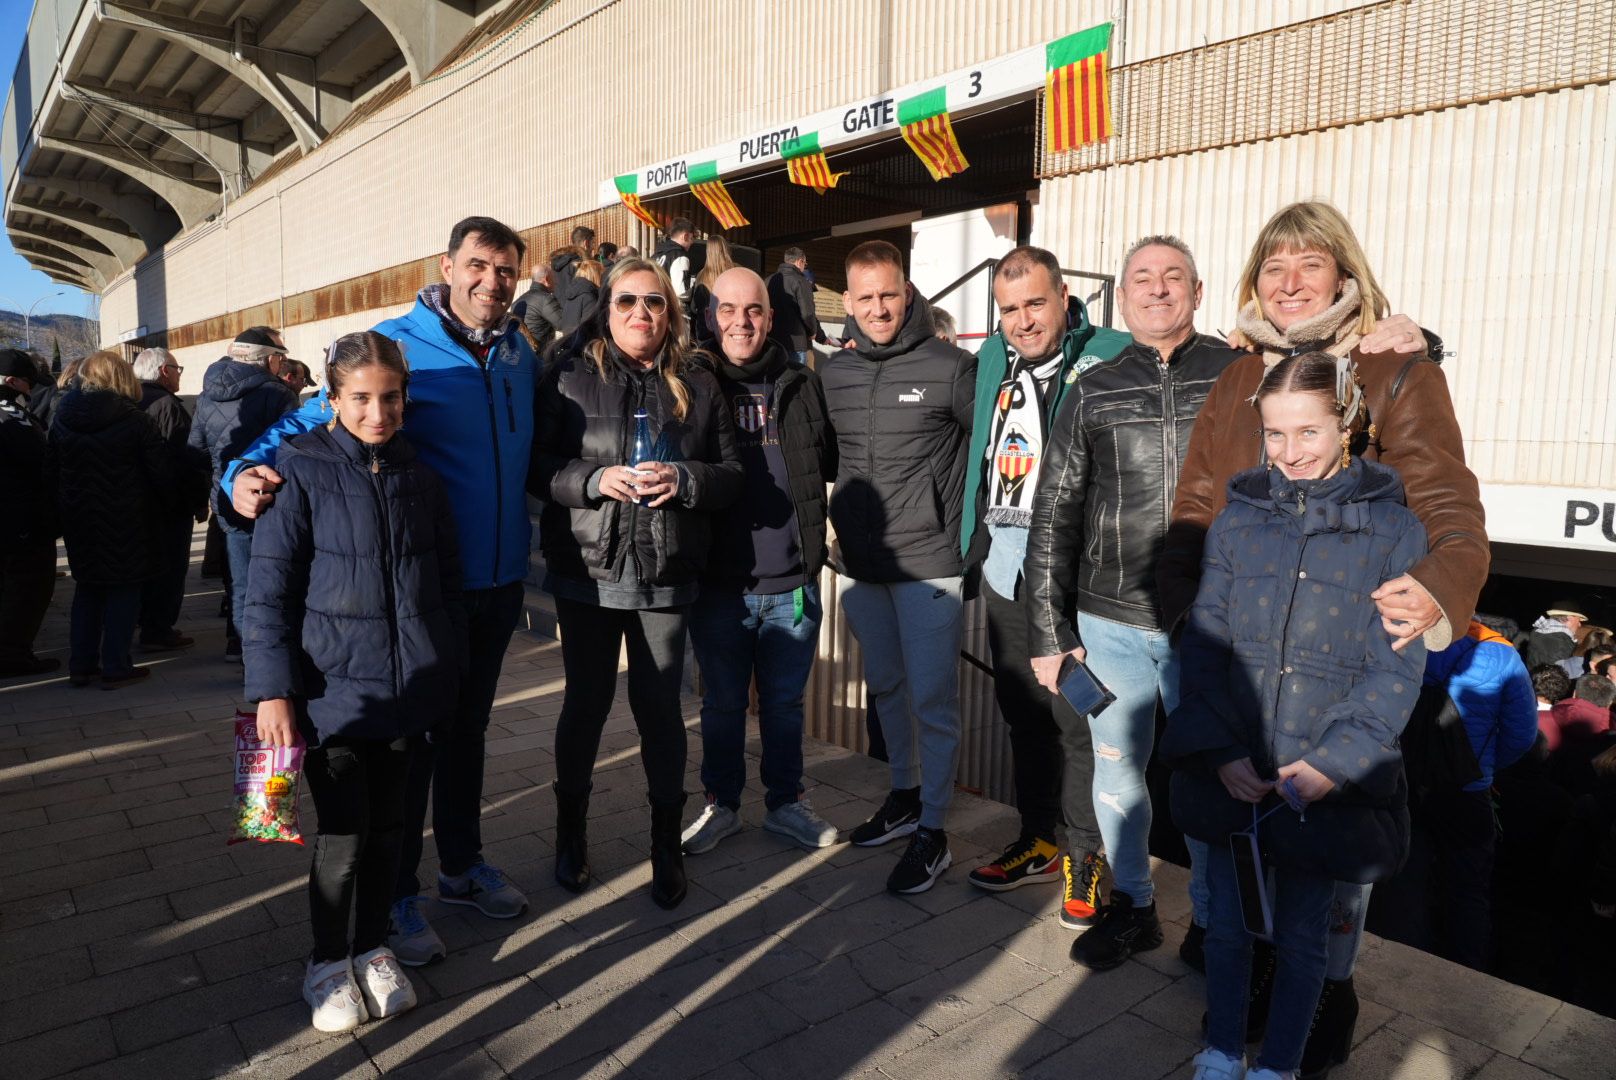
[
  {"x1": 1161, "y1": 458, "x2": 1427, "y2": 884},
  {"x1": 243, "y1": 422, "x2": 466, "y2": 744}
]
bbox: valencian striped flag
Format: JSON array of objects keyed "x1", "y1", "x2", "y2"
[
  {"x1": 1045, "y1": 23, "x2": 1114, "y2": 152},
  {"x1": 897, "y1": 88, "x2": 970, "y2": 181},
  {"x1": 688, "y1": 161, "x2": 749, "y2": 229},
  {"x1": 614, "y1": 174, "x2": 660, "y2": 229},
  {"x1": 780, "y1": 132, "x2": 846, "y2": 194}
]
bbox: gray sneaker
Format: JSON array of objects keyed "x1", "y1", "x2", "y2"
[
  {"x1": 438, "y1": 862, "x2": 528, "y2": 919},
  {"x1": 387, "y1": 896, "x2": 446, "y2": 967},
  {"x1": 764, "y1": 799, "x2": 838, "y2": 849},
  {"x1": 681, "y1": 799, "x2": 742, "y2": 854}
]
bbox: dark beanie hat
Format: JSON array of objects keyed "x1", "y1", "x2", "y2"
[{"x1": 233, "y1": 327, "x2": 285, "y2": 350}]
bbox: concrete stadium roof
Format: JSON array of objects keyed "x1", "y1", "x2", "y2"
[{"x1": 5, "y1": 0, "x2": 502, "y2": 286}]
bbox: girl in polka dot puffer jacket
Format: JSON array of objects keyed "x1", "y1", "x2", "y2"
[{"x1": 1161, "y1": 351, "x2": 1426, "y2": 1080}]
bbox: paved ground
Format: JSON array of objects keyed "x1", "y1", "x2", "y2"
[{"x1": 3, "y1": 551, "x2": 1615, "y2": 1079}]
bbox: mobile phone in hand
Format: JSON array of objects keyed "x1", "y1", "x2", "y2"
[{"x1": 1057, "y1": 655, "x2": 1117, "y2": 718}]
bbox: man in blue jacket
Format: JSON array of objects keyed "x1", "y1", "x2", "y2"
[{"x1": 227, "y1": 216, "x2": 538, "y2": 965}]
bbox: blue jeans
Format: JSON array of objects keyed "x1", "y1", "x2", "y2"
[
  {"x1": 1205, "y1": 844, "x2": 1334, "y2": 1073},
  {"x1": 1076, "y1": 612, "x2": 1180, "y2": 906},
  {"x1": 1187, "y1": 844, "x2": 1372, "y2": 979},
  {"x1": 69, "y1": 581, "x2": 142, "y2": 676},
  {"x1": 690, "y1": 583, "x2": 821, "y2": 811},
  {"x1": 841, "y1": 575, "x2": 964, "y2": 829},
  {"x1": 223, "y1": 523, "x2": 254, "y2": 643}
]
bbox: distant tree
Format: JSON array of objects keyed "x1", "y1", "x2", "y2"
[{"x1": 51, "y1": 336, "x2": 62, "y2": 374}]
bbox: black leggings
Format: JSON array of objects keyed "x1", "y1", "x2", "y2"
[
  {"x1": 553, "y1": 598, "x2": 689, "y2": 803},
  {"x1": 303, "y1": 735, "x2": 417, "y2": 962}
]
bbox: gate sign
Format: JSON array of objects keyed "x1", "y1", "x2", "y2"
[
  {"x1": 597, "y1": 27, "x2": 1102, "y2": 207},
  {"x1": 1481, "y1": 483, "x2": 1616, "y2": 552}
]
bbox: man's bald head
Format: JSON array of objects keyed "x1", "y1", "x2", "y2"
[{"x1": 710, "y1": 267, "x2": 774, "y2": 363}]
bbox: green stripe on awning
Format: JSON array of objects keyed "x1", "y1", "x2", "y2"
[
  {"x1": 687, "y1": 160, "x2": 721, "y2": 185},
  {"x1": 780, "y1": 132, "x2": 823, "y2": 161},
  {"x1": 1046, "y1": 23, "x2": 1111, "y2": 70},
  {"x1": 897, "y1": 86, "x2": 948, "y2": 126},
  {"x1": 613, "y1": 174, "x2": 639, "y2": 195}
]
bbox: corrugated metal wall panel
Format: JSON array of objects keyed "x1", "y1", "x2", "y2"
[{"x1": 1033, "y1": 83, "x2": 1616, "y2": 488}]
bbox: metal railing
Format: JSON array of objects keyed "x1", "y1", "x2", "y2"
[{"x1": 928, "y1": 257, "x2": 1117, "y2": 330}]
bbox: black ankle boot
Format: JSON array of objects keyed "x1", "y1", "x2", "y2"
[
  {"x1": 553, "y1": 781, "x2": 592, "y2": 893},
  {"x1": 1300, "y1": 976, "x2": 1358, "y2": 1080},
  {"x1": 649, "y1": 793, "x2": 688, "y2": 910}
]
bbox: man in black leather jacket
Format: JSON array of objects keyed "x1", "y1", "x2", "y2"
[{"x1": 1023, "y1": 236, "x2": 1240, "y2": 971}]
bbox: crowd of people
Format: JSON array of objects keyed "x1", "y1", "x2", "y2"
[{"x1": 1, "y1": 201, "x2": 1610, "y2": 1078}]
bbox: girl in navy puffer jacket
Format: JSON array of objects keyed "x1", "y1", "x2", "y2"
[
  {"x1": 1162, "y1": 352, "x2": 1426, "y2": 1080},
  {"x1": 245, "y1": 331, "x2": 464, "y2": 1035}
]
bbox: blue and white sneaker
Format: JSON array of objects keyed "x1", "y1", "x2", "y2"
[
  {"x1": 438, "y1": 862, "x2": 528, "y2": 919},
  {"x1": 387, "y1": 895, "x2": 446, "y2": 967}
]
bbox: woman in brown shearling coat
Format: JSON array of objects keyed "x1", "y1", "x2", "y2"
[{"x1": 1158, "y1": 200, "x2": 1489, "y2": 1080}]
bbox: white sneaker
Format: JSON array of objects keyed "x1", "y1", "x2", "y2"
[
  {"x1": 303, "y1": 957, "x2": 368, "y2": 1033},
  {"x1": 353, "y1": 946, "x2": 418, "y2": 1019},
  {"x1": 1191, "y1": 1047, "x2": 1247, "y2": 1080},
  {"x1": 681, "y1": 798, "x2": 742, "y2": 854}
]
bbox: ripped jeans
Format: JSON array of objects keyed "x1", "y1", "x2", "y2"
[{"x1": 1074, "y1": 612, "x2": 1180, "y2": 906}]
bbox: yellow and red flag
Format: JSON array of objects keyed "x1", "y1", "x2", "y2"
[
  {"x1": 688, "y1": 161, "x2": 749, "y2": 229},
  {"x1": 897, "y1": 88, "x2": 969, "y2": 181},
  {"x1": 614, "y1": 174, "x2": 660, "y2": 229},
  {"x1": 781, "y1": 132, "x2": 846, "y2": 194},
  {"x1": 1045, "y1": 23, "x2": 1114, "y2": 153}
]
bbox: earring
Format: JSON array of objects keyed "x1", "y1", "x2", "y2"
[{"x1": 1339, "y1": 433, "x2": 1351, "y2": 472}]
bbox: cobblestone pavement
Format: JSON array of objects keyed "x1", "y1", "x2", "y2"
[{"x1": 3, "y1": 550, "x2": 1614, "y2": 1079}]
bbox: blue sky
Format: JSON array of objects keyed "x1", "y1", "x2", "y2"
[{"x1": 0, "y1": 0, "x2": 98, "y2": 318}]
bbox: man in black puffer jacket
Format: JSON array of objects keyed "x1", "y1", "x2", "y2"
[
  {"x1": 679, "y1": 268, "x2": 840, "y2": 856},
  {"x1": 819, "y1": 239, "x2": 976, "y2": 896},
  {"x1": 189, "y1": 327, "x2": 298, "y2": 660},
  {"x1": 0, "y1": 350, "x2": 58, "y2": 677},
  {"x1": 133, "y1": 347, "x2": 209, "y2": 651}
]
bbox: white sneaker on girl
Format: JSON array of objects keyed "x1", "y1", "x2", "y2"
[
  {"x1": 1191, "y1": 1047, "x2": 1247, "y2": 1079},
  {"x1": 303, "y1": 957, "x2": 369, "y2": 1032},
  {"x1": 354, "y1": 946, "x2": 418, "y2": 1018}
]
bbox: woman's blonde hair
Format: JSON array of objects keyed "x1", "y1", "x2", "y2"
[
  {"x1": 56, "y1": 356, "x2": 84, "y2": 389},
  {"x1": 586, "y1": 257, "x2": 693, "y2": 421},
  {"x1": 695, "y1": 235, "x2": 737, "y2": 289},
  {"x1": 573, "y1": 257, "x2": 603, "y2": 287},
  {"x1": 1237, "y1": 201, "x2": 1389, "y2": 338},
  {"x1": 77, "y1": 350, "x2": 140, "y2": 401}
]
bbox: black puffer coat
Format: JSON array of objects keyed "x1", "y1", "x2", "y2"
[
  {"x1": 558, "y1": 276, "x2": 600, "y2": 336},
  {"x1": 48, "y1": 388, "x2": 175, "y2": 584},
  {"x1": 704, "y1": 339, "x2": 837, "y2": 586},
  {"x1": 530, "y1": 342, "x2": 742, "y2": 590},
  {"x1": 1160, "y1": 459, "x2": 1427, "y2": 884},
  {"x1": 0, "y1": 391, "x2": 53, "y2": 551},
  {"x1": 819, "y1": 292, "x2": 976, "y2": 583},
  {"x1": 243, "y1": 423, "x2": 465, "y2": 745},
  {"x1": 188, "y1": 358, "x2": 298, "y2": 524},
  {"x1": 139, "y1": 381, "x2": 210, "y2": 515}
]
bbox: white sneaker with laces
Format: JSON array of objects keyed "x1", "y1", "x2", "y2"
[
  {"x1": 763, "y1": 799, "x2": 838, "y2": 849},
  {"x1": 303, "y1": 957, "x2": 368, "y2": 1033},
  {"x1": 353, "y1": 946, "x2": 418, "y2": 1019},
  {"x1": 681, "y1": 798, "x2": 742, "y2": 854},
  {"x1": 1190, "y1": 1047, "x2": 1247, "y2": 1080}
]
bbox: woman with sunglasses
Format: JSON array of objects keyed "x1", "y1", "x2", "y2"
[{"x1": 530, "y1": 256, "x2": 742, "y2": 909}]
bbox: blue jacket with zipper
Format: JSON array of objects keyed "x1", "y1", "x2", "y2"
[
  {"x1": 222, "y1": 296, "x2": 538, "y2": 591},
  {"x1": 242, "y1": 423, "x2": 466, "y2": 744}
]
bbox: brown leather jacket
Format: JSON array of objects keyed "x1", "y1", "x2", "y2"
[{"x1": 1158, "y1": 347, "x2": 1488, "y2": 651}]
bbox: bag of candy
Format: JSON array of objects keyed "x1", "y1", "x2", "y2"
[{"x1": 229, "y1": 709, "x2": 306, "y2": 845}]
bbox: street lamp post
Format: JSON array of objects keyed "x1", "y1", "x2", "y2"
[{"x1": 25, "y1": 293, "x2": 66, "y2": 350}]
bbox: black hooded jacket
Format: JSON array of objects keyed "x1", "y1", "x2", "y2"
[
  {"x1": 188, "y1": 358, "x2": 298, "y2": 524},
  {"x1": 819, "y1": 292, "x2": 976, "y2": 583},
  {"x1": 48, "y1": 388, "x2": 175, "y2": 584},
  {"x1": 0, "y1": 389, "x2": 52, "y2": 551}
]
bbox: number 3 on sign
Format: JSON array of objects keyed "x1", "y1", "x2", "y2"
[{"x1": 968, "y1": 71, "x2": 982, "y2": 97}]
